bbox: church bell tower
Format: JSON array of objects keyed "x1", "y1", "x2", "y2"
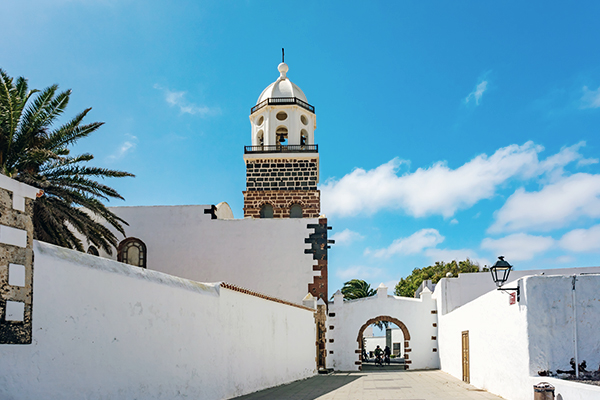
[{"x1": 243, "y1": 61, "x2": 320, "y2": 218}]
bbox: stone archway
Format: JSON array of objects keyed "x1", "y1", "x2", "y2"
[{"x1": 356, "y1": 315, "x2": 412, "y2": 370}]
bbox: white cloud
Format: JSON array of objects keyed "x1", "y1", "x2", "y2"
[
  {"x1": 555, "y1": 255, "x2": 576, "y2": 264},
  {"x1": 465, "y1": 80, "x2": 488, "y2": 105},
  {"x1": 578, "y1": 157, "x2": 599, "y2": 167},
  {"x1": 559, "y1": 224, "x2": 600, "y2": 253},
  {"x1": 330, "y1": 229, "x2": 364, "y2": 246},
  {"x1": 107, "y1": 134, "x2": 137, "y2": 161},
  {"x1": 336, "y1": 265, "x2": 382, "y2": 281},
  {"x1": 450, "y1": 219, "x2": 458, "y2": 224},
  {"x1": 489, "y1": 173, "x2": 600, "y2": 233},
  {"x1": 154, "y1": 84, "x2": 219, "y2": 117},
  {"x1": 537, "y1": 142, "x2": 593, "y2": 180},
  {"x1": 322, "y1": 141, "x2": 589, "y2": 218},
  {"x1": 481, "y1": 233, "x2": 554, "y2": 261},
  {"x1": 372, "y1": 229, "x2": 444, "y2": 258},
  {"x1": 581, "y1": 85, "x2": 600, "y2": 109}
]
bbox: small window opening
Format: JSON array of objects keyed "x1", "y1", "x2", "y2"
[
  {"x1": 260, "y1": 203, "x2": 274, "y2": 218},
  {"x1": 87, "y1": 246, "x2": 99, "y2": 256},
  {"x1": 300, "y1": 129, "x2": 308, "y2": 146},
  {"x1": 276, "y1": 111, "x2": 288, "y2": 121},
  {"x1": 290, "y1": 204, "x2": 303, "y2": 218},
  {"x1": 256, "y1": 130, "x2": 264, "y2": 146},
  {"x1": 276, "y1": 126, "x2": 288, "y2": 146}
]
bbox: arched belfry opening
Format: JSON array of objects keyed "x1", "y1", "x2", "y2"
[
  {"x1": 243, "y1": 59, "x2": 320, "y2": 219},
  {"x1": 356, "y1": 316, "x2": 411, "y2": 370}
]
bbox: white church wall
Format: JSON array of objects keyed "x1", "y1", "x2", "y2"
[
  {"x1": 99, "y1": 205, "x2": 318, "y2": 304},
  {"x1": 437, "y1": 278, "x2": 531, "y2": 400},
  {"x1": 0, "y1": 240, "x2": 316, "y2": 400},
  {"x1": 326, "y1": 287, "x2": 438, "y2": 371}
]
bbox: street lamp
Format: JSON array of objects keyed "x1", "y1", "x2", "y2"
[{"x1": 489, "y1": 256, "x2": 520, "y2": 301}]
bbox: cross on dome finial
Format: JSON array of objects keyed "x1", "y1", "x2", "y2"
[{"x1": 282, "y1": 47, "x2": 284, "y2": 63}]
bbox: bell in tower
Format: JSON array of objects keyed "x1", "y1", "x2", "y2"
[{"x1": 243, "y1": 60, "x2": 320, "y2": 219}]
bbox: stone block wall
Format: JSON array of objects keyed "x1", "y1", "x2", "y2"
[
  {"x1": 305, "y1": 218, "x2": 332, "y2": 302},
  {"x1": 0, "y1": 176, "x2": 39, "y2": 344},
  {"x1": 243, "y1": 189, "x2": 320, "y2": 218},
  {"x1": 245, "y1": 158, "x2": 318, "y2": 191}
]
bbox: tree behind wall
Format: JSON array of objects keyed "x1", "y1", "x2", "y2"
[
  {"x1": 394, "y1": 259, "x2": 488, "y2": 298},
  {"x1": 0, "y1": 68, "x2": 133, "y2": 254},
  {"x1": 337, "y1": 279, "x2": 389, "y2": 330}
]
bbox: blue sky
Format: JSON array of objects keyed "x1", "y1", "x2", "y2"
[{"x1": 4, "y1": 1, "x2": 600, "y2": 295}]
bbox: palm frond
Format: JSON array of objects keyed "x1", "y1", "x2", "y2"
[{"x1": 0, "y1": 69, "x2": 134, "y2": 254}]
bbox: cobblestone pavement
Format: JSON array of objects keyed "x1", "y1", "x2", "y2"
[{"x1": 232, "y1": 369, "x2": 505, "y2": 400}]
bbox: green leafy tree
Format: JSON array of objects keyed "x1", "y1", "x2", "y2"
[
  {"x1": 0, "y1": 68, "x2": 134, "y2": 254},
  {"x1": 394, "y1": 259, "x2": 488, "y2": 297}
]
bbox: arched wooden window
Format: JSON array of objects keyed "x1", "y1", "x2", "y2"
[
  {"x1": 87, "y1": 245, "x2": 99, "y2": 256},
  {"x1": 117, "y1": 237, "x2": 147, "y2": 269},
  {"x1": 290, "y1": 204, "x2": 303, "y2": 218},
  {"x1": 259, "y1": 203, "x2": 274, "y2": 218}
]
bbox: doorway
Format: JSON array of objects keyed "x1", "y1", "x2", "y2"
[{"x1": 462, "y1": 330, "x2": 470, "y2": 383}]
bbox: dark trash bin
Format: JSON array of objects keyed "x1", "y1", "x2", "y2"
[{"x1": 533, "y1": 382, "x2": 555, "y2": 400}]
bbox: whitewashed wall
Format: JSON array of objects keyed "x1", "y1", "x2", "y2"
[
  {"x1": 438, "y1": 266, "x2": 600, "y2": 315},
  {"x1": 363, "y1": 329, "x2": 404, "y2": 356},
  {"x1": 98, "y1": 205, "x2": 318, "y2": 304},
  {"x1": 437, "y1": 278, "x2": 531, "y2": 400},
  {"x1": 526, "y1": 274, "x2": 600, "y2": 375},
  {"x1": 438, "y1": 274, "x2": 600, "y2": 400},
  {"x1": 530, "y1": 376, "x2": 600, "y2": 400},
  {"x1": 0, "y1": 241, "x2": 316, "y2": 400},
  {"x1": 327, "y1": 286, "x2": 438, "y2": 371}
]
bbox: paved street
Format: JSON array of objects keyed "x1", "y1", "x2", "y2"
[{"x1": 232, "y1": 369, "x2": 505, "y2": 400}]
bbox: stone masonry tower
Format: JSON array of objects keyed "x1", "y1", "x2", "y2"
[{"x1": 243, "y1": 61, "x2": 320, "y2": 218}]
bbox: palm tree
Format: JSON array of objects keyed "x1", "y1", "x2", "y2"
[
  {"x1": 339, "y1": 279, "x2": 389, "y2": 330},
  {"x1": 0, "y1": 68, "x2": 134, "y2": 254},
  {"x1": 340, "y1": 279, "x2": 377, "y2": 300}
]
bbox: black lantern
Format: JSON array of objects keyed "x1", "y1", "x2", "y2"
[
  {"x1": 490, "y1": 256, "x2": 520, "y2": 301},
  {"x1": 490, "y1": 256, "x2": 512, "y2": 287}
]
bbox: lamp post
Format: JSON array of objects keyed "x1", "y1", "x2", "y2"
[{"x1": 489, "y1": 256, "x2": 520, "y2": 301}]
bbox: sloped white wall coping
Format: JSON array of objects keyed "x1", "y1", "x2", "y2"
[{"x1": 34, "y1": 239, "x2": 221, "y2": 296}]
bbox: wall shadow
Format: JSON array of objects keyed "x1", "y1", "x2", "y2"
[{"x1": 231, "y1": 374, "x2": 362, "y2": 400}]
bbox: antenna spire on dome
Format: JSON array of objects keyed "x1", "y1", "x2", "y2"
[{"x1": 278, "y1": 48, "x2": 289, "y2": 79}]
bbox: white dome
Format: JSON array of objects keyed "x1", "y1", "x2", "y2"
[{"x1": 256, "y1": 62, "x2": 308, "y2": 104}]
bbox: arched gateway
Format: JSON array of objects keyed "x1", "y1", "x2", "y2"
[
  {"x1": 357, "y1": 315, "x2": 411, "y2": 370},
  {"x1": 326, "y1": 284, "x2": 440, "y2": 371}
]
